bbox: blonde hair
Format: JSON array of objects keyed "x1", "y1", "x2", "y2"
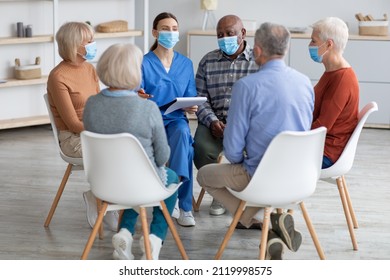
[
  {"x1": 311, "y1": 17, "x2": 349, "y2": 54},
  {"x1": 56, "y1": 22, "x2": 94, "y2": 62},
  {"x1": 97, "y1": 43, "x2": 143, "y2": 90}
]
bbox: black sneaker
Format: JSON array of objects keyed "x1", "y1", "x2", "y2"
[
  {"x1": 271, "y1": 212, "x2": 302, "y2": 252},
  {"x1": 265, "y1": 230, "x2": 284, "y2": 260}
]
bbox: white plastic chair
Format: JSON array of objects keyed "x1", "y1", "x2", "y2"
[
  {"x1": 320, "y1": 101, "x2": 378, "y2": 251},
  {"x1": 214, "y1": 127, "x2": 327, "y2": 260},
  {"x1": 80, "y1": 131, "x2": 188, "y2": 260},
  {"x1": 43, "y1": 93, "x2": 84, "y2": 227}
]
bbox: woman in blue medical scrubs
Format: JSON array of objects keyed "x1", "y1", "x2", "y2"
[{"x1": 141, "y1": 12, "x2": 197, "y2": 227}]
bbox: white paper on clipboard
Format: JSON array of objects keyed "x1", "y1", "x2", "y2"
[{"x1": 163, "y1": 97, "x2": 207, "y2": 115}]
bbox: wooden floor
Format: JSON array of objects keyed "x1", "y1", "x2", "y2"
[{"x1": 0, "y1": 122, "x2": 389, "y2": 260}]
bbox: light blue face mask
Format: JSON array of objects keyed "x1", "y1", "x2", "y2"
[
  {"x1": 83, "y1": 41, "x2": 97, "y2": 61},
  {"x1": 218, "y1": 36, "x2": 240, "y2": 55},
  {"x1": 158, "y1": 31, "x2": 180, "y2": 49},
  {"x1": 308, "y1": 42, "x2": 326, "y2": 63}
]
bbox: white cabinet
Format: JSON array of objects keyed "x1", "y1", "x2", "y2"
[
  {"x1": 188, "y1": 30, "x2": 390, "y2": 128},
  {"x1": 0, "y1": 0, "x2": 145, "y2": 130}
]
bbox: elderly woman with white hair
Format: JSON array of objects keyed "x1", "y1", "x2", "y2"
[
  {"x1": 309, "y1": 17, "x2": 359, "y2": 169},
  {"x1": 83, "y1": 43, "x2": 179, "y2": 260}
]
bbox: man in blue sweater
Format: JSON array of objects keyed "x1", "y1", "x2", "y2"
[{"x1": 197, "y1": 22, "x2": 314, "y2": 260}]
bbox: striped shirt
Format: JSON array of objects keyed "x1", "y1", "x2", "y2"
[{"x1": 195, "y1": 41, "x2": 259, "y2": 127}]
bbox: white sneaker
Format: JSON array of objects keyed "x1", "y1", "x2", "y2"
[
  {"x1": 177, "y1": 209, "x2": 196, "y2": 227},
  {"x1": 140, "y1": 234, "x2": 162, "y2": 260},
  {"x1": 172, "y1": 199, "x2": 180, "y2": 219},
  {"x1": 209, "y1": 199, "x2": 226, "y2": 216},
  {"x1": 112, "y1": 228, "x2": 134, "y2": 260},
  {"x1": 83, "y1": 190, "x2": 97, "y2": 228},
  {"x1": 83, "y1": 190, "x2": 119, "y2": 232}
]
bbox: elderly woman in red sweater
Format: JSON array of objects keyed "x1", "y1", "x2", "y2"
[{"x1": 308, "y1": 17, "x2": 359, "y2": 168}]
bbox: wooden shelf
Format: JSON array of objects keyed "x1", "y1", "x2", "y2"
[
  {"x1": 0, "y1": 35, "x2": 53, "y2": 45},
  {"x1": 0, "y1": 76, "x2": 48, "y2": 88},
  {"x1": 94, "y1": 30, "x2": 143, "y2": 39},
  {"x1": 0, "y1": 115, "x2": 49, "y2": 130}
]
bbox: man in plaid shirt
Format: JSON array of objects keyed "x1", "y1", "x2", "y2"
[{"x1": 194, "y1": 15, "x2": 259, "y2": 216}]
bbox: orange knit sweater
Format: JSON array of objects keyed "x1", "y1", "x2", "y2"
[
  {"x1": 47, "y1": 60, "x2": 100, "y2": 133},
  {"x1": 311, "y1": 67, "x2": 359, "y2": 163}
]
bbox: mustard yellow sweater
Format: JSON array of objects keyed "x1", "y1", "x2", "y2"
[{"x1": 47, "y1": 60, "x2": 100, "y2": 133}]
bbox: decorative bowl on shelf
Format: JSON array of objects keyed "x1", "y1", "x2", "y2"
[
  {"x1": 14, "y1": 57, "x2": 41, "y2": 80},
  {"x1": 96, "y1": 20, "x2": 128, "y2": 33}
]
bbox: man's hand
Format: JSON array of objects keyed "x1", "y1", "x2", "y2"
[{"x1": 210, "y1": 120, "x2": 225, "y2": 138}]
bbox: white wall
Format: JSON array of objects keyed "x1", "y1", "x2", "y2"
[{"x1": 135, "y1": 0, "x2": 390, "y2": 55}]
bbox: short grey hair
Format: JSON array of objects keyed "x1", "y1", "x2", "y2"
[
  {"x1": 56, "y1": 22, "x2": 94, "y2": 62},
  {"x1": 311, "y1": 17, "x2": 349, "y2": 53},
  {"x1": 255, "y1": 22, "x2": 290, "y2": 57},
  {"x1": 97, "y1": 43, "x2": 143, "y2": 90}
]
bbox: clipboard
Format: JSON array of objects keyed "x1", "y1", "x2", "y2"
[{"x1": 160, "y1": 97, "x2": 207, "y2": 115}]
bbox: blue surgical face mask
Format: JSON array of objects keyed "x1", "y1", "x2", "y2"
[
  {"x1": 83, "y1": 41, "x2": 97, "y2": 61},
  {"x1": 158, "y1": 31, "x2": 180, "y2": 49},
  {"x1": 218, "y1": 36, "x2": 240, "y2": 55},
  {"x1": 309, "y1": 42, "x2": 326, "y2": 63}
]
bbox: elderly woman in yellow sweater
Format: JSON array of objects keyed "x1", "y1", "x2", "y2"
[
  {"x1": 47, "y1": 21, "x2": 117, "y2": 231},
  {"x1": 47, "y1": 21, "x2": 99, "y2": 158}
]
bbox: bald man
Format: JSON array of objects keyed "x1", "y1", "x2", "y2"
[{"x1": 194, "y1": 15, "x2": 259, "y2": 216}]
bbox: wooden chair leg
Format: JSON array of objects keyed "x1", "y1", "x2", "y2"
[
  {"x1": 96, "y1": 199, "x2": 104, "y2": 240},
  {"x1": 160, "y1": 201, "x2": 189, "y2": 260},
  {"x1": 214, "y1": 200, "x2": 246, "y2": 260},
  {"x1": 259, "y1": 207, "x2": 271, "y2": 260},
  {"x1": 342, "y1": 175, "x2": 359, "y2": 229},
  {"x1": 299, "y1": 202, "x2": 326, "y2": 260},
  {"x1": 194, "y1": 188, "x2": 206, "y2": 212},
  {"x1": 81, "y1": 202, "x2": 108, "y2": 260},
  {"x1": 44, "y1": 163, "x2": 72, "y2": 227},
  {"x1": 140, "y1": 207, "x2": 152, "y2": 260},
  {"x1": 192, "y1": 195, "x2": 197, "y2": 212},
  {"x1": 336, "y1": 177, "x2": 358, "y2": 250}
]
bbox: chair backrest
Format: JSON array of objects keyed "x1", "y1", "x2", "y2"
[
  {"x1": 44, "y1": 93, "x2": 60, "y2": 151},
  {"x1": 230, "y1": 127, "x2": 327, "y2": 207},
  {"x1": 43, "y1": 93, "x2": 82, "y2": 165},
  {"x1": 321, "y1": 101, "x2": 378, "y2": 178},
  {"x1": 80, "y1": 131, "x2": 178, "y2": 206}
]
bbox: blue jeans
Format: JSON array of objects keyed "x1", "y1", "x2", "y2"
[
  {"x1": 322, "y1": 155, "x2": 334, "y2": 169},
  {"x1": 119, "y1": 167, "x2": 179, "y2": 240}
]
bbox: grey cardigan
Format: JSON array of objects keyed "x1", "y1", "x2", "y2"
[{"x1": 83, "y1": 90, "x2": 170, "y2": 181}]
